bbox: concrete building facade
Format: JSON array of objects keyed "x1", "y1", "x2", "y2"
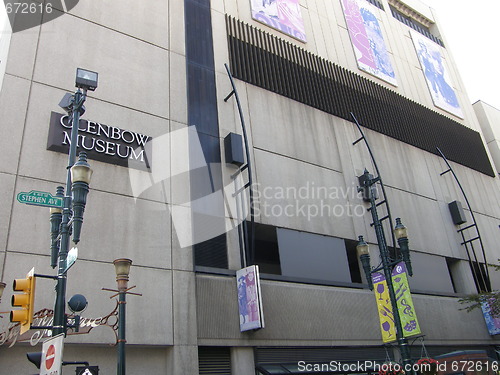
[{"x1": 0, "y1": 0, "x2": 499, "y2": 374}]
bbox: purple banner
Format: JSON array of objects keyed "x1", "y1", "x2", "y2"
[
  {"x1": 481, "y1": 300, "x2": 500, "y2": 335},
  {"x1": 237, "y1": 265, "x2": 265, "y2": 332},
  {"x1": 251, "y1": 0, "x2": 306, "y2": 42},
  {"x1": 341, "y1": 0, "x2": 397, "y2": 86},
  {"x1": 411, "y1": 30, "x2": 463, "y2": 118}
]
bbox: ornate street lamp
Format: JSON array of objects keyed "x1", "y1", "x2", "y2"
[
  {"x1": 71, "y1": 152, "x2": 93, "y2": 244},
  {"x1": 356, "y1": 169, "x2": 413, "y2": 370},
  {"x1": 356, "y1": 235, "x2": 373, "y2": 290},
  {"x1": 51, "y1": 68, "x2": 97, "y2": 336},
  {"x1": 394, "y1": 217, "x2": 412, "y2": 276},
  {"x1": 114, "y1": 258, "x2": 132, "y2": 375}
]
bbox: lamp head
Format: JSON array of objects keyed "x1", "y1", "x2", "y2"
[
  {"x1": 71, "y1": 152, "x2": 93, "y2": 184},
  {"x1": 75, "y1": 68, "x2": 98, "y2": 91},
  {"x1": 114, "y1": 258, "x2": 132, "y2": 291},
  {"x1": 356, "y1": 235, "x2": 370, "y2": 258},
  {"x1": 394, "y1": 217, "x2": 408, "y2": 240}
]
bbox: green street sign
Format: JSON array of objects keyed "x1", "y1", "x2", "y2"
[{"x1": 17, "y1": 190, "x2": 63, "y2": 208}]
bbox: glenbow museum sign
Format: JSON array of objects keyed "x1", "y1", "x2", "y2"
[{"x1": 47, "y1": 112, "x2": 152, "y2": 170}]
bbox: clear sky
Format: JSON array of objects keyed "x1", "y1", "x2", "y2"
[{"x1": 425, "y1": 0, "x2": 500, "y2": 110}]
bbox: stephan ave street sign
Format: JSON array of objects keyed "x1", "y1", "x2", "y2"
[{"x1": 17, "y1": 190, "x2": 64, "y2": 209}]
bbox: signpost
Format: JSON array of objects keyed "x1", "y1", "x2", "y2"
[
  {"x1": 17, "y1": 190, "x2": 63, "y2": 208},
  {"x1": 40, "y1": 334, "x2": 64, "y2": 375}
]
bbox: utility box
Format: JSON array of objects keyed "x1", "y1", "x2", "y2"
[
  {"x1": 224, "y1": 132, "x2": 245, "y2": 167},
  {"x1": 357, "y1": 171, "x2": 378, "y2": 202},
  {"x1": 448, "y1": 200, "x2": 467, "y2": 225}
]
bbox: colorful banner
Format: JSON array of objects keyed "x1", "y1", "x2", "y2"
[
  {"x1": 250, "y1": 0, "x2": 306, "y2": 43},
  {"x1": 481, "y1": 299, "x2": 500, "y2": 335},
  {"x1": 411, "y1": 30, "x2": 463, "y2": 119},
  {"x1": 236, "y1": 265, "x2": 265, "y2": 332},
  {"x1": 372, "y1": 272, "x2": 396, "y2": 343},
  {"x1": 392, "y1": 262, "x2": 421, "y2": 337},
  {"x1": 340, "y1": 0, "x2": 397, "y2": 86}
]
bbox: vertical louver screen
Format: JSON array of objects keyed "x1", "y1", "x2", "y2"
[{"x1": 226, "y1": 15, "x2": 494, "y2": 177}]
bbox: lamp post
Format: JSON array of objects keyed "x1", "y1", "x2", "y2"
[
  {"x1": 114, "y1": 258, "x2": 132, "y2": 375},
  {"x1": 356, "y1": 169, "x2": 413, "y2": 369},
  {"x1": 51, "y1": 68, "x2": 97, "y2": 336}
]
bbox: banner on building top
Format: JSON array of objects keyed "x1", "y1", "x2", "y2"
[
  {"x1": 392, "y1": 262, "x2": 421, "y2": 338},
  {"x1": 410, "y1": 30, "x2": 463, "y2": 119},
  {"x1": 236, "y1": 265, "x2": 265, "y2": 332},
  {"x1": 372, "y1": 271, "x2": 396, "y2": 342},
  {"x1": 250, "y1": 0, "x2": 306, "y2": 43},
  {"x1": 340, "y1": 0, "x2": 397, "y2": 86}
]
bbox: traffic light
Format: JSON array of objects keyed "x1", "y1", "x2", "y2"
[
  {"x1": 26, "y1": 352, "x2": 42, "y2": 369},
  {"x1": 10, "y1": 268, "x2": 36, "y2": 334}
]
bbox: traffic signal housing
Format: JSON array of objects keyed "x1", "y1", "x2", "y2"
[
  {"x1": 10, "y1": 268, "x2": 36, "y2": 334},
  {"x1": 26, "y1": 352, "x2": 42, "y2": 369}
]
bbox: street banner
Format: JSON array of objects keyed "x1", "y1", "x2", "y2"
[
  {"x1": 481, "y1": 299, "x2": 500, "y2": 335},
  {"x1": 250, "y1": 0, "x2": 306, "y2": 42},
  {"x1": 340, "y1": 0, "x2": 397, "y2": 86},
  {"x1": 372, "y1": 272, "x2": 396, "y2": 343},
  {"x1": 392, "y1": 262, "x2": 421, "y2": 337},
  {"x1": 410, "y1": 30, "x2": 463, "y2": 118},
  {"x1": 236, "y1": 265, "x2": 265, "y2": 332}
]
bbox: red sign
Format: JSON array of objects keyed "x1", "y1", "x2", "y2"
[
  {"x1": 45, "y1": 344, "x2": 55, "y2": 369},
  {"x1": 41, "y1": 334, "x2": 64, "y2": 375}
]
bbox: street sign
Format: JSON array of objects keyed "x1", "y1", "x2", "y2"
[
  {"x1": 40, "y1": 334, "x2": 64, "y2": 375},
  {"x1": 63, "y1": 247, "x2": 78, "y2": 273},
  {"x1": 17, "y1": 190, "x2": 63, "y2": 208},
  {"x1": 76, "y1": 366, "x2": 99, "y2": 375}
]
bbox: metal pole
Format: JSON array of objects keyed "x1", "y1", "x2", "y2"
[
  {"x1": 52, "y1": 89, "x2": 84, "y2": 336},
  {"x1": 224, "y1": 63, "x2": 255, "y2": 265},
  {"x1": 117, "y1": 288, "x2": 126, "y2": 375},
  {"x1": 367, "y1": 178, "x2": 412, "y2": 370}
]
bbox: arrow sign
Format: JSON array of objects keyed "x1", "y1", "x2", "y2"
[
  {"x1": 63, "y1": 247, "x2": 78, "y2": 274},
  {"x1": 17, "y1": 190, "x2": 63, "y2": 208}
]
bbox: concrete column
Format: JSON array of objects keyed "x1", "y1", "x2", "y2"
[
  {"x1": 231, "y1": 347, "x2": 255, "y2": 375},
  {"x1": 169, "y1": 270, "x2": 199, "y2": 374}
]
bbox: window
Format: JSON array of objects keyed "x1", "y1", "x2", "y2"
[
  {"x1": 276, "y1": 228, "x2": 352, "y2": 283},
  {"x1": 254, "y1": 223, "x2": 281, "y2": 275},
  {"x1": 251, "y1": 224, "x2": 362, "y2": 285},
  {"x1": 408, "y1": 252, "x2": 455, "y2": 294},
  {"x1": 389, "y1": 6, "x2": 444, "y2": 46}
]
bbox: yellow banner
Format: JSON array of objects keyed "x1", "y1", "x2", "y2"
[
  {"x1": 372, "y1": 272, "x2": 396, "y2": 343},
  {"x1": 392, "y1": 262, "x2": 421, "y2": 337}
]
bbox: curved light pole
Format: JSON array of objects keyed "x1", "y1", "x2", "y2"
[{"x1": 356, "y1": 169, "x2": 413, "y2": 370}]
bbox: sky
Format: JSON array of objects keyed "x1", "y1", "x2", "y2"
[{"x1": 424, "y1": 0, "x2": 500, "y2": 110}]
